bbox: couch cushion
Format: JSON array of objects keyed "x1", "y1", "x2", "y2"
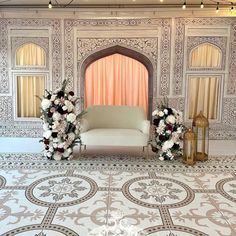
[
  {"x1": 83, "y1": 105, "x2": 145, "y2": 130},
  {"x1": 80, "y1": 128, "x2": 149, "y2": 146}
]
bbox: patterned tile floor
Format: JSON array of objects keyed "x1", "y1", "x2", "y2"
[{"x1": 0, "y1": 150, "x2": 235, "y2": 236}]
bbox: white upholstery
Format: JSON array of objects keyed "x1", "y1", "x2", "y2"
[{"x1": 80, "y1": 105, "x2": 150, "y2": 147}]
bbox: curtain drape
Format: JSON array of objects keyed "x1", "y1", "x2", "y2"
[
  {"x1": 188, "y1": 76, "x2": 219, "y2": 119},
  {"x1": 17, "y1": 76, "x2": 45, "y2": 117},
  {"x1": 190, "y1": 43, "x2": 221, "y2": 68},
  {"x1": 16, "y1": 43, "x2": 46, "y2": 66},
  {"x1": 85, "y1": 53, "x2": 148, "y2": 116}
]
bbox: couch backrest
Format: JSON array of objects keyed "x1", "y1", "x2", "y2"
[{"x1": 83, "y1": 105, "x2": 145, "y2": 129}]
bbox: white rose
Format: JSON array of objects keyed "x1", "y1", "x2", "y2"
[
  {"x1": 53, "y1": 138, "x2": 59, "y2": 143},
  {"x1": 75, "y1": 129, "x2": 79, "y2": 135},
  {"x1": 63, "y1": 148, "x2": 71, "y2": 157},
  {"x1": 43, "y1": 150, "x2": 48, "y2": 157},
  {"x1": 162, "y1": 140, "x2": 174, "y2": 152},
  {"x1": 166, "y1": 115, "x2": 176, "y2": 124},
  {"x1": 43, "y1": 130, "x2": 52, "y2": 139},
  {"x1": 53, "y1": 153, "x2": 62, "y2": 161},
  {"x1": 54, "y1": 99, "x2": 60, "y2": 105},
  {"x1": 158, "y1": 111, "x2": 164, "y2": 117},
  {"x1": 67, "y1": 113, "x2": 76, "y2": 123},
  {"x1": 52, "y1": 112, "x2": 61, "y2": 121},
  {"x1": 178, "y1": 111, "x2": 183, "y2": 117},
  {"x1": 43, "y1": 123, "x2": 49, "y2": 131},
  {"x1": 166, "y1": 150, "x2": 173, "y2": 158},
  {"x1": 177, "y1": 127, "x2": 182, "y2": 133},
  {"x1": 152, "y1": 110, "x2": 158, "y2": 116},
  {"x1": 52, "y1": 121, "x2": 59, "y2": 130},
  {"x1": 49, "y1": 146, "x2": 54, "y2": 152},
  {"x1": 67, "y1": 132, "x2": 76, "y2": 142},
  {"x1": 172, "y1": 108, "x2": 177, "y2": 114},
  {"x1": 159, "y1": 156, "x2": 164, "y2": 161},
  {"x1": 46, "y1": 151, "x2": 52, "y2": 158},
  {"x1": 64, "y1": 100, "x2": 74, "y2": 112},
  {"x1": 164, "y1": 109, "x2": 168, "y2": 115},
  {"x1": 41, "y1": 99, "x2": 51, "y2": 110},
  {"x1": 62, "y1": 105, "x2": 68, "y2": 111},
  {"x1": 50, "y1": 95, "x2": 56, "y2": 101},
  {"x1": 58, "y1": 142, "x2": 65, "y2": 148},
  {"x1": 159, "y1": 120, "x2": 165, "y2": 127},
  {"x1": 53, "y1": 143, "x2": 58, "y2": 148}
]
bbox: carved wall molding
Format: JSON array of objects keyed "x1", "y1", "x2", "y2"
[
  {"x1": 11, "y1": 37, "x2": 49, "y2": 70},
  {"x1": 77, "y1": 38, "x2": 158, "y2": 65},
  {"x1": 0, "y1": 18, "x2": 62, "y2": 137},
  {"x1": 64, "y1": 18, "x2": 171, "y2": 97},
  {"x1": 222, "y1": 98, "x2": 236, "y2": 126},
  {"x1": 173, "y1": 17, "x2": 236, "y2": 96},
  {"x1": 0, "y1": 18, "x2": 62, "y2": 94},
  {"x1": 0, "y1": 96, "x2": 13, "y2": 122}
]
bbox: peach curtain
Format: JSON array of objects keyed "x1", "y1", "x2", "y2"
[
  {"x1": 190, "y1": 43, "x2": 221, "y2": 68},
  {"x1": 85, "y1": 53, "x2": 148, "y2": 116},
  {"x1": 17, "y1": 75, "x2": 45, "y2": 117},
  {"x1": 188, "y1": 76, "x2": 219, "y2": 119}
]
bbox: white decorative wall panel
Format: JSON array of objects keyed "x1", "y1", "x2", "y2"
[{"x1": 0, "y1": 16, "x2": 235, "y2": 139}]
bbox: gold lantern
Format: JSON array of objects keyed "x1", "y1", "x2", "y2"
[
  {"x1": 183, "y1": 128, "x2": 196, "y2": 165},
  {"x1": 192, "y1": 111, "x2": 209, "y2": 161}
]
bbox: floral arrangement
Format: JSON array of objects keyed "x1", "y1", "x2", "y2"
[
  {"x1": 39, "y1": 80, "x2": 83, "y2": 161},
  {"x1": 151, "y1": 98, "x2": 185, "y2": 161}
]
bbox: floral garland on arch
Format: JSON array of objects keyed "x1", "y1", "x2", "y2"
[
  {"x1": 151, "y1": 98, "x2": 185, "y2": 161},
  {"x1": 39, "y1": 80, "x2": 83, "y2": 161}
]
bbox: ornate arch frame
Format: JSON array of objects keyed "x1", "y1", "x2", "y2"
[{"x1": 78, "y1": 45, "x2": 155, "y2": 119}]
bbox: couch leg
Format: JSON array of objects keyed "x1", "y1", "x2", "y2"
[{"x1": 143, "y1": 145, "x2": 149, "y2": 159}]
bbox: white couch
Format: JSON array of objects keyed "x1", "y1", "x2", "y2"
[{"x1": 80, "y1": 105, "x2": 150, "y2": 148}]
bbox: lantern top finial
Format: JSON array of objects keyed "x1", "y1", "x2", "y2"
[
  {"x1": 192, "y1": 111, "x2": 209, "y2": 127},
  {"x1": 184, "y1": 128, "x2": 195, "y2": 140}
]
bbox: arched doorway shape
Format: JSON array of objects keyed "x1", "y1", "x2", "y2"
[{"x1": 80, "y1": 45, "x2": 154, "y2": 120}]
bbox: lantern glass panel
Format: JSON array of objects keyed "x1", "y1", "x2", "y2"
[{"x1": 193, "y1": 126, "x2": 209, "y2": 161}]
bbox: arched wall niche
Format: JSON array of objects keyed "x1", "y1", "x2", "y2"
[
  {"x1": 186, "y1": 36, "x2": 227, "y2": 71},
  {"x1": 79, "y1": 45, "x2": 155, "y2": 120},
  {"x1": 15, "y1": 42, "x2": 46, "y2": 66},
  {"x1": 189, "y1": 42, "x2": 222, "y2": 68},
  {"x1": 11, "y1": 37, "x2": 50, "y2": 70}
]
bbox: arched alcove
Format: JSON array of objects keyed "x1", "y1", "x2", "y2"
[
  {"x1": 80, "y1": 45, "x2": 154, "y2": 119},
  {"x1": 189, "y1": 42, "x2": 222, "y2": 68},
  {"x1": 16, "y1": 43, "x2": 46, "y2": 67}
]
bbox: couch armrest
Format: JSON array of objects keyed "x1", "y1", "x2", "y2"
[
  {"x1": 140, "y1": 120, "x2": 150, "y2": 135},
  {"x1": 80, "y1": 118, "x2": 90, "y2": 133}
]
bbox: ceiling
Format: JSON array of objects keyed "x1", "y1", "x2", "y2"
[{"x1": 0, "y1": 0, "x2": 235, "y2": 8}]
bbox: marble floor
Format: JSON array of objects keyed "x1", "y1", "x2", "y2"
[{"x1": 0, "y1": 138, "x2": 235, "y2": 236}]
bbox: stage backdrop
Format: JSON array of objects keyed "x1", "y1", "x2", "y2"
[{"x1": 0, "y1": 14, "x2": 235, "y2": 139}]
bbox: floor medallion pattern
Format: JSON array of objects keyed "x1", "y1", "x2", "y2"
[{"x1": 0, "y1": 152, "x2": 235, "y2": 236}]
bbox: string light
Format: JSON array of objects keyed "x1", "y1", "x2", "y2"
[
  {"x1": 48, "y1": 1, "x2": 52, "y2": 8},
  {"x1": 230, "y1": 2, "x2": 234, "y2": 13},
  {"x1": 160, "y1": 0, "x2": 164, "y2": 2},
  {"x1": 182, "y1": 1, "x2": 186, "y2": 9},
  {"x1": 48, "y1": 0, "x2": 74, "y2": 8},
  {"x1": 216, "y1": 2, "x2": 219, "y2": 13},
  {"x1": 200, "y1": 1, "x2": 204, "y2": 9}
]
